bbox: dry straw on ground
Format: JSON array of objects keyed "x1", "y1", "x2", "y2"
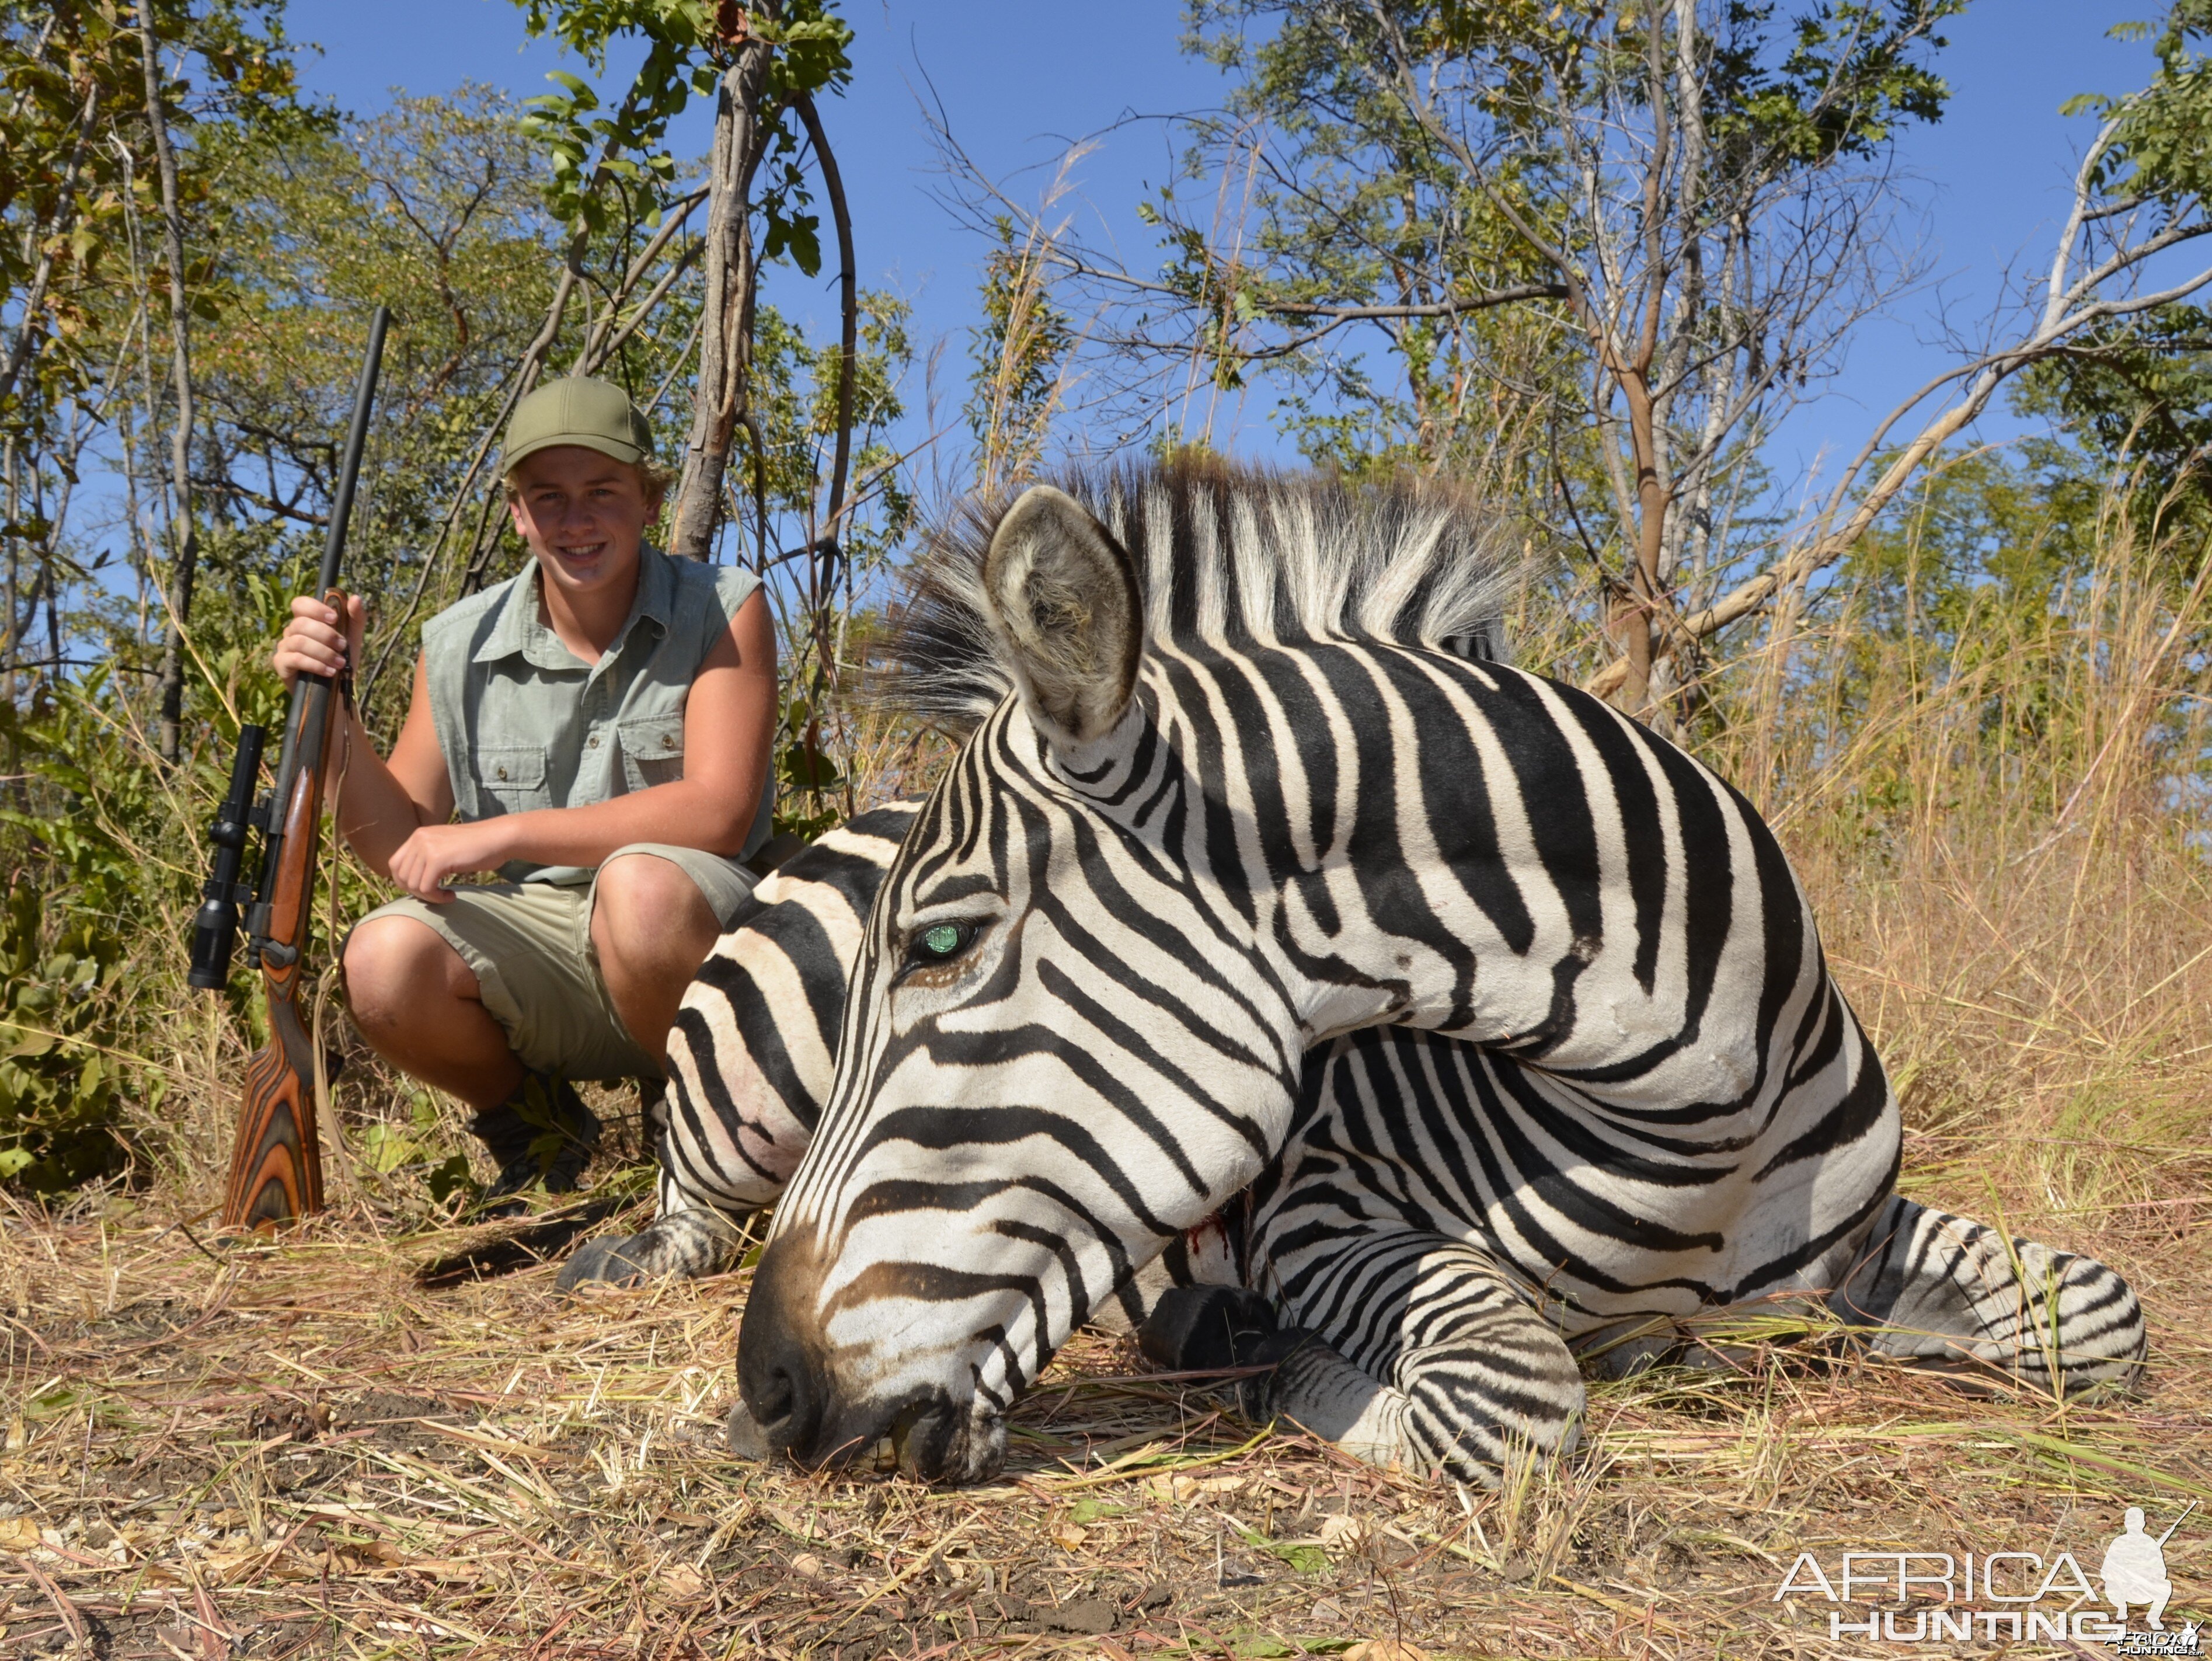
[
  {"x1": 6, "y1": 500, "x2": 2212, "y2": 1657},
  {"x1": 2, "y1": 1149, "x2": 2205, "y2": 1661}
]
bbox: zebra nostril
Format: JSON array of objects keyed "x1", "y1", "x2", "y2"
[{"x1": 753, "y1": 1366, "x2": 796, "y2": 1430}]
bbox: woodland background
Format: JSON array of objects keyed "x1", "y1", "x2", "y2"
[{"x1": 0, "y1": 0, "x2": 2204, "y2": 1272}]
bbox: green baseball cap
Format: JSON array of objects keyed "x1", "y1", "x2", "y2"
[{"x1": 501, "y1": 377, "x2": 654, "y2": 471}]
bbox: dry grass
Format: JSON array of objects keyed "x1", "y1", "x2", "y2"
[
  {"x1": 3, "y1": 1179, "x2": 2206, "y2": 1661},
  {"x1": 7, "y1": 500, "x2": 2212, "y2": 1657}
]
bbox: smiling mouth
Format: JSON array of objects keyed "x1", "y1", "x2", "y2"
[{"x1": 553, "y1": 541, "x2": 609, "y2": 560}]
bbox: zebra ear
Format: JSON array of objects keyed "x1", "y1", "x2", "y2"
[{"x1": 981, "y1": 485, "x2": 1143, "y2": 748}]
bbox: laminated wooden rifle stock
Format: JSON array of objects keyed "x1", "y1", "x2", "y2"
[
  {"x1": 220, "y1": 669, "x2": 344, "y2": 1227},
  {"x1": 190, "y1": 306, "x2": 389, "y2": 1231}
]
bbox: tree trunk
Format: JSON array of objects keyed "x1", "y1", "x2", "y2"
[
  {"x1": 1611, "y1": 370, "x2": 1667, "y2": 714},
  {"x1": 141, "y1": 11, "x2": 200, "y2": 765},
  {"x1": 667, "y1": 34, "x2": 776, "y2": 562},
  {"x1": 0, "y1": 82, "x2": 99, "y2": 413}
]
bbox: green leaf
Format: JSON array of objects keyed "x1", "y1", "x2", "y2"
[
  {"x1": 763, "y1": 210, "x2": 823, "y2": 276},
  {"x1": 26, "y1": 1383, "x2": 82, "y2": 1419},
  {"x1": 6, "y1": 1027, "x2": 55, "y2": 1060},
  {"x1": 426, "y1": 1155, "x2": 479, "y2": 1211},
  {"x1": 358, "y1": 1122, "x2": 420, "y2": 1175},
  {"x1": 543, "y1": 69, "x2": 599, "y2": 109},
  {"x1": 1236, "y1": 1524, "x2": 1329, "y2": 1575},
  {"x1": 779, "y1": 739, "x2": 842, "y2": 792}
]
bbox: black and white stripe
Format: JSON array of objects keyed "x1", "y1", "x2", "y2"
[
  {"x1": 728, "y1": 460, "x2": 2142, "y2": 1484},
  {"x1": 1162, "y1": 1022, "x2": 2144, "y2": 1475},
  {"x1": 558, "y1": 805, "x2": 919, "y2": 1291}
]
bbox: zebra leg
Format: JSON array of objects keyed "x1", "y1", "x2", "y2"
[
  {"x1": 1830, "y1": 1195, "x2": 2147, "y2": 1395},
  {"x1": 558, "y1": 1204, "x2": 750, "y2": 1289},
  {"x1": 1337, "y1": 1234, "x2": 1585, "y2": 1482},
  {"x1": 1091, "y1": 1254, "x2": 1176, "y2": 1336},
  {"x1": 1139, "y1": 1235, "x2": 1584, "y2": 1484},
  {"x1": 1136, "y1": 1284, "x2": 1422, "y2": 1467},
  {"x1": 559, "y1": 1086, "x2": 754, "y2": 1291}
]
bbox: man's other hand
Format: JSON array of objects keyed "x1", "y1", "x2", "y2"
[
  {"x1": 388, "y1": 820, "x2": 517, "y2": 904},
  {"x1": 275, "y1": 593, "x2": 367, "y2": 689}
]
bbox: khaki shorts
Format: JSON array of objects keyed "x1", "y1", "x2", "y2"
[{"x1": 350, "y1": 843, "x2": 759, "y2": 1082}]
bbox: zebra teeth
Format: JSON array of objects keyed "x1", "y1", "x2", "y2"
[
  {"x1": 869, "y1": 1436, "x2": 897, "y2": 1472},
  {"x1": 888, "y1": 1406, "x2": 929, "y2": 1478}
]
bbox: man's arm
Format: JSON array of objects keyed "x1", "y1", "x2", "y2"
[
  {"x1": 384, "y1": 590, "x2": 777, "y2": 902},
  {"x1": 335, "y1": 652, "x2": 455, "y2": 874},
  {"x1": 275, "y1": 595, "x2": 454, "y2": 875}
]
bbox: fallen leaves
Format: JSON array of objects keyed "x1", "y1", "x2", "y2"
[
  {"x1": 11, "y1": 1192, "x2": 2203, "y2": 1661},
  {"x1": 654, "y1": 1561, "x2": 709, "y2": 1601},
  {"x1": 1142, "y1": 1470, "x2": 1249, "y2": 1505},
  {"x1": 760, "y1": 1502, "x2": 813, "y2": 1540},
  {"x1": 1317, "y1": 1513, "x2": 1368, "y2": 1552}
]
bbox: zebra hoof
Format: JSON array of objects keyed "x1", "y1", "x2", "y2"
[
  {"x1": 556, "y1": 1234, "x2": 650, "y2": 1293},
  {"x1": 725, "y1": 1399, "x2": 773, "y2": 1462},
  {"x1": 1138, "y1": 1284, "x2": 1278, "y2": 1373}
]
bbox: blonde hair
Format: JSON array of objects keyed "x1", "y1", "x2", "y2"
[{"x1": 503, "y1": 455, "x2": 677, "y2": 516}]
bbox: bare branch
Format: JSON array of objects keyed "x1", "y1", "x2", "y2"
[
  {"x1": 0, "y1": 81, "x2": 100, "y2": 411},
  {"x1": 1265, "y1": 285, "x2": 1570, "y2": 320},
  {"x1": 1586, "y1": 149, "x2": 2212, "y2": 699}
]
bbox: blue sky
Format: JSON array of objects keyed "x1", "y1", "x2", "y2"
[{"x1": 284, "y1": 0, "x2": 2162, "y2": 489}]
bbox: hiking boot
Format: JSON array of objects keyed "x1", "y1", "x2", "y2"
[{"x1": 468, "y1": 1074, "x2": 602, "y2": 1207}]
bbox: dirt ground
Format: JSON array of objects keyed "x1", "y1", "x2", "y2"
[{"x1": 2, "y1": 1178, "x2": 2206, "y2": 1661}]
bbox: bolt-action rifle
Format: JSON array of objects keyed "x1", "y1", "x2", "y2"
[{"x1": 188, "y1": 306, "x2": 389, "y2": 1230}]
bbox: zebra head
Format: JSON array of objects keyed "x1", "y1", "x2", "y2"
[{"x1": 739, "y1": 466, "x2": 1512, "y2": 1481}]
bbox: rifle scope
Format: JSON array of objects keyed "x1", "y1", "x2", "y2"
[{"x1": 187, "y1": 723, "x2": 267, "y2": 991}]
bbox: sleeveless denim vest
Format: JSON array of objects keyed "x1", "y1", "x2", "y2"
[{"x1": 420, "y1": 545, "x2": 774, "y2": 885}]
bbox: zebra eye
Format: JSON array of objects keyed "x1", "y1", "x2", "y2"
[{"x1": 912, "y1": 921, "x2": 971, "y2": 962}]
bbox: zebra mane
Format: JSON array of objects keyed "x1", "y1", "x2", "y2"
[{"x1": 879, "y1": 458, "x2": 1520, "y2": 733}]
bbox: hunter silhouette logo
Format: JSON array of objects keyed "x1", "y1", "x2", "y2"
[
  {"x1": 2103, "y1": 1505, "x2": 2186, "y2": 1630},
  {"x1": 1771, "y1": 1500, "x2": 2198, "y2": 1649}
]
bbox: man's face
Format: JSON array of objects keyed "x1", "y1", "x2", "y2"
[{"x1": 507, "y1": 445, "x2": 659, "y2": 603}]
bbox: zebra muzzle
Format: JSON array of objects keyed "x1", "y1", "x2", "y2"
[
  {"x1": 734, "y1": 1230, "x2": 831, "y2": 1460},
  {"x1": 888, "y1": 1400, "x2": 949, "y2": 1479}
]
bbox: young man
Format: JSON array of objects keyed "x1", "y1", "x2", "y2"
[{"x1": 273, "y1": 377, "x2": 776, "y2": 1198}]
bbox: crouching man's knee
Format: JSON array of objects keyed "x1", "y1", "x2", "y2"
[
  {"x1": 590, "y1": 855, "x2": 719, "y2": 980},
  {"x1": 342, "y1": 915, "x2": 475, "y2": 1037}
]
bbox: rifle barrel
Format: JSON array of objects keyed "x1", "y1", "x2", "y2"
[
  {"x1": 319, "y1": 307, "x2": 389, "y2": 595},
  {"x1": 2156, "y1": 1499, "x2": 2197, "y2": 1547},
  {"x1": 250, "y1": 303, "x2": 390, "y2": 956}
]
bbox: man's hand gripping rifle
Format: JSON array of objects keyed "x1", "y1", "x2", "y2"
[{"x1": 189, "y1": 305, "x2": 389, "y2": 1230}]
